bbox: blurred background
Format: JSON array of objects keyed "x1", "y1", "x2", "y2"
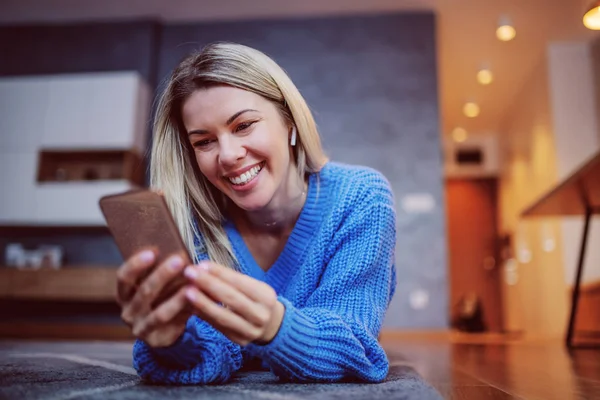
[{"x1": 0, "y1": 0, "x2": 598, "y2": 344}]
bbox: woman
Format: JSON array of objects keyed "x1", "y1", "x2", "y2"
[{"x1": 117, "y1": 42, "x2": 397, "y2": 384}]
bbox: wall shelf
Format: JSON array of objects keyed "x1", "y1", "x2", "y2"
[
  {"x1": 0, "y1": 321, "x2": 134, "y2": 341},
  {"x1": 0, "y1": 267, "x2": 117, "y2": 302},
  {"x1": 37, "y1": 149, "x2": 145, "y2": 186}
]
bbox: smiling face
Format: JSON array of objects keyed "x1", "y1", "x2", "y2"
[{"x1": 181, "y1": 85, "x2": 296, "y2": 212}]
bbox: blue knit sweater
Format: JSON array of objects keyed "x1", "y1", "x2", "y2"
[{"x1": 132, "y1": 162, "x2": 397, "y2": 384}]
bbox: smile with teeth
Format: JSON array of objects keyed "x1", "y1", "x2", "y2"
[{"x1": 227, "y1": 163, "x2": 263, "y2": 185}]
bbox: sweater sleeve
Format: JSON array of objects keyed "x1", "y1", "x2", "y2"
[
  {"x1": 132, "y1": 315, "x2": 243, "y2": 384},
  {"x1": 244, "y1": 188, "x2": 397, "y2": 383}
]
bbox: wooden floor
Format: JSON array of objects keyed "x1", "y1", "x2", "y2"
[
  {"x1": 381, "y1": 332, "x2": 600, "y2": 400},
  {"x1": 1, "y1": 330, "x2": 599, "y2": 399}
]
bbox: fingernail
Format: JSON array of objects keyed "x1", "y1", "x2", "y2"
[
  {"x1": 198, "y1": 261, "x2": 210, "y2": 271},
  {"x1": 169, "y1": 256, "x2": 183, "y2": 271},
  {"x1": 186, "y1": 288, "x2": 196, "y2": 301},
  {"x1": 138, "y1": 251, "x2": 154, "y2": 263},
  {"x1": 184, "y1": 266, "x2": 198, "y2": 279}
]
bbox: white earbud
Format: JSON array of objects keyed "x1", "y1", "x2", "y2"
[{"x1": 290, "y1": 127, "x2": 297, "y2": 146}]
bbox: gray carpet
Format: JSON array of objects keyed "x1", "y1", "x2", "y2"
[{"x1": 0, "y1": 341, "x2": 442, "y2": 400}]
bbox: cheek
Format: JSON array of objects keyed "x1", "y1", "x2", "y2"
[
  {"x1": 251, "y1": 128, "x2": 288, "y2": 161},
  {"x1": 195, "y1": 152, "x2": 219, "y2": 183}
]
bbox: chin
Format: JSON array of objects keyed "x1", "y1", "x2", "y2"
[
  {"x1": 231, "y1": 199, "x2": 269, "y2": 212},
  {"x1": 227, "y1": 190, "x2": 271, "y2": 212},
  {"x1": 237, "y1": 203, "x2": 267, "y2": 212}
]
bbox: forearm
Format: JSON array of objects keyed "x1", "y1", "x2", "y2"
[{"x1": 244, "y1": 297, "x2": 389, "y2": 383}]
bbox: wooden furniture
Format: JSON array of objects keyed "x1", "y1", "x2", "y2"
[
  {"x1": 521, "y1": 150, "x2": 600, "y2": 348},
  {"x1": 0, "y1": 321, "x2": 134, "y2": 340},
  {"x1": 37, "y1": 149, "x2": 145, "y2": 186},
  {"x1": 0, "y1": 267, "x2": 126, "y2": 340},
  {"x1": 573, "y1": 281, "x2": 600, "y2": 338},
  {"x1": 0, "y1": 267, "x2": 117, "y2": 301}
]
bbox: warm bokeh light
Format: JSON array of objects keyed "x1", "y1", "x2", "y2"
[
  {"x1": 452, "y1": 127, "x2": 468, "y2": 142},
  {"x1": 477, "y1": 68, "x2": 493, "y2": 85},
  {"x1": 463, "y1": 102, "x2": 480, "y2": 118},
  {"x1": 583, "y1": 3, "x2": 600, "y2": 30},
  {"x1": 496, "y1": 16, "x2": 516, "y2": 41},
  {"x1": 496, "y1": 24, "x2": 516, "y2": 41}
]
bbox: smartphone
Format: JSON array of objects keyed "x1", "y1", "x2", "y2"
[{"x1": 99, "y1": 189, "x2": 192, "y2": 305}]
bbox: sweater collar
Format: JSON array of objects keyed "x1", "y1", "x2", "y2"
[{"x1": 224, "y1": 165, "x2": 329, "y2": 292}]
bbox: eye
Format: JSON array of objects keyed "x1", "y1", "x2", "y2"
[
  {"x1": 192, "y1": 139, "x2": 215, "y2": 149},
  {"x1": 234, "y1": 120, "x2": 257, "y2": 133}
]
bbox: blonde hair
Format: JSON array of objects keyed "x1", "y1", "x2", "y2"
[{"x1": 150, "y1": 42, "x2": 328, "y2": 267}]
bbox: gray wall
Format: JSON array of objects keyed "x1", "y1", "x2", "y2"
[
  {"x1": 0, "y1": 13, "x2": 447, "y2": 329},
  {"x1": 0, "y1": 20, "x2": 159, "y2": 81},
  {"x1": 159, "y1": 13, "x2": 447, "y2": 329}
]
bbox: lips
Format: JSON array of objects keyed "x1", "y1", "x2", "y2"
[{"x1": 225, "y1": 162, "x2": 265, "y2": 186}]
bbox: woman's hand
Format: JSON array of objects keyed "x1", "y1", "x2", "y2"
[
  {"x1": 117, "y1": 250, "x2": 191, "y2": 348},
  {"x1": 183, "y1": 262, "x2": 285, "y2": 346}
]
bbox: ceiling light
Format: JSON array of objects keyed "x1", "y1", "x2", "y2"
[
  {"x1": 583, "y1": 2, "x2": 600, "y2": 30},
  {"x1": 452, "y1": 127, "x2": 468, "y2": 143},
  {"x1": 463, "y1": 102, "x2": 480, "y2": 118},
  {"x1": 496, "y1": 15, "x2": 516, "y2": 41},
  {"x1": 477, "y1": 67, "x2": 493, "y2": 85}
]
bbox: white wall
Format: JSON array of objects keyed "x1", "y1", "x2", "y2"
[
  {"x1": 548, "y1": 42, "x2": 600, "y2": 284},
  {"x1": 498, "y1": 53, "x2": 568, "y2": 337}
]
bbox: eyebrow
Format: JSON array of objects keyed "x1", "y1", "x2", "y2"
[{"x1": 187, "y1": 109, "x2": 259, "y2": 136}]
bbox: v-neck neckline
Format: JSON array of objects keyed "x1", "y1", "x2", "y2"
[{"x1": 224, "y1": 170, "x2": 325, "y2": 292}]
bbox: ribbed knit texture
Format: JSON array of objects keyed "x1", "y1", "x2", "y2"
[{"x1": 133, "y1": 162, "x2": 397, "y2": 384}]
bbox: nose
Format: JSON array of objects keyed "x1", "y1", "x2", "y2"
[{"x1": 218, "y1": 135, "x2": 246, "y2": 167}]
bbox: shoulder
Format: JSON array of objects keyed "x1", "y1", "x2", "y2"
[
  {"x1": 310, "y1": 162, "x2": 395, "y2": 238},
  {"x1": 317, "y1": 161, "x2": 394, "y2": 209},
  {"x1": 315, "y1": 163, "x2": 397, "y2": 267}
]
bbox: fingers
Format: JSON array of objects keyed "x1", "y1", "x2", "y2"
[
  {"x1": 116, "y1": 250, "x2": 156, "y2": 306},
  {"x1": 197, "y1": 262, "x2": 278, "y2": 308},
  {"x1": 126, "y1": 255, "x2": 185, "y2": 317},
  {"x1": 185, "y1": 286, "x2": 261, "y2": 345},
  {"x1": 132, "y1": 286, "x2": 189, "y2": 339},
  {"x1": 182, "y1": 262, "x2": 283, "y2": 345},
  {"x1": 184, "y1": 264, "x2": 271, "y2": 327}
]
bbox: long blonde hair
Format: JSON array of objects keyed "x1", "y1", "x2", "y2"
[{"x1": 150, "y1": 42, "x2": 328, "y2": 267}]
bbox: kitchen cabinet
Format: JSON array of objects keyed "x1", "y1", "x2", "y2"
[
  {"x1": 41, "y1": 72, "x2": 149, "y2": 152},
  {"x1": 0, "y1": 72, "x2": 150, "y2": 225},
  {"x1": 0, "y1": 77, "x2": 49, "y2": 152},
  {"x1": 0, "y1": 152, "x2": 38, "y2": 223}
]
